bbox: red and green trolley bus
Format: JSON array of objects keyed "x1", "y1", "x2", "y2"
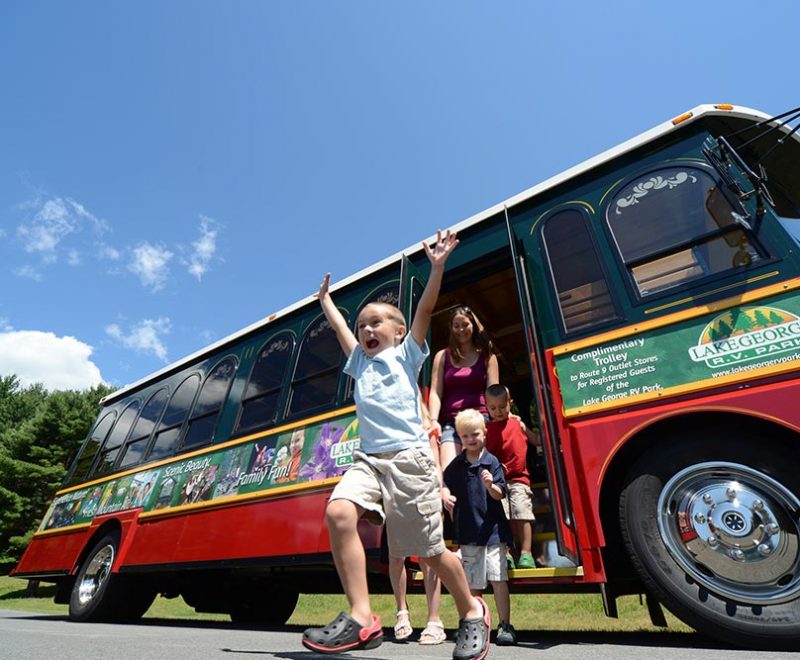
[{"x1": 13, "y1": 103, "x2": 800, "y2": 649}]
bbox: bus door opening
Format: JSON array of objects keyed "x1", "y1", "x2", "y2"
[{"x1": 430, "y1": 247, "x2": 576, "y2": 570}]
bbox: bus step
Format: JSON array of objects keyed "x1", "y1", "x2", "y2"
[{"x1": 412, "y1": 566, "x2": 584, "y2": 581}]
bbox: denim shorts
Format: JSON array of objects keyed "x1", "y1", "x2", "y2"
[
  {"x1": 439, "y1": 415, "x2": 490, "y2": 446},
  {"x1": 439, "y1": 424, "x2": 461, "y2": 446}
]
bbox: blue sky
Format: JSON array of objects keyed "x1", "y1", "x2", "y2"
[{"x1": 1, "y1": 2, "x2": 798, "y2": 391}]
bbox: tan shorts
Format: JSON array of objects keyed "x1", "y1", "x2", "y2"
[
  {"x1": 501, "y1": 481, "x2": 535, "y2": 522},
  {"x1": 330, "y1": 447, "x2": 445, "y2": 558},
  {"x1": 460, "y1": 543, "x2": 508, "y2": 590}
]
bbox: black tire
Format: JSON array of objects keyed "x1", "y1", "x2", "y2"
[
  {"x1": 69, "y1": 532, "x2": 156, "y2": 622},
  {"x1": 229, "y1": 587, "x2": 299, "y2": 626},
  {"x1": 619, "y1": 437, "x2": 800, "y2": 650}
]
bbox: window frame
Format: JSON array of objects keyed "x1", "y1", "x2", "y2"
[
  {"x1": 180, "y1": 356, "x2": 239, "y2": 451},
  {"x1": 145, "y1": 373, "x2": 202, "y2": 461},
  {"x1": 235, "y1": 330, "x2": 296, "y2": 435},
  {"x1": 91, "y1": 400, "x2": 142, "y2": 477},
  {"x1": 286, "y1": 312, "x2": 346, "y2": 419},
  {"x1": 65, "y1": 410, "x2": 117, "y2": 486},
  {"x1": 603, "y1": 161, "x2": 770, "y2": 304},
  {"x1": 115, "y1": 387, "x2": 170, "y2": 470},
  {"x1": 539, "y1": 204, "x2": 622, "y2": 338}
]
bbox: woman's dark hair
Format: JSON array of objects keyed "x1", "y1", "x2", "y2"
[{"x1": 447, "y1": 305, "x2": 494, "y2": 363}]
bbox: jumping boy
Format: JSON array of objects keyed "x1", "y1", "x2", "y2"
[
  {"x1": 484, "y1": 384, "x2": 541, "y2": 569},
  {"x1": 303, "y1": 229, "x2": 492, "y2": 660},
  {"x1": 443, "y1": 408, "x2": 516, "y2": 646}
]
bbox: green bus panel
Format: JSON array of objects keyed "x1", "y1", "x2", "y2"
[{"x1": 555, "y1": 287, "x2": 800, "y2": 414}]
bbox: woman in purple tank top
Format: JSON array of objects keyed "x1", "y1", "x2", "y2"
[{"x1": 429, "y1": 305, "x2": 499, "y2": 471}]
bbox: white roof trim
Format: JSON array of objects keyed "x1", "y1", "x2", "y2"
[{"x1": 103, "y1": 104, "x2": 773, "y2": 404}]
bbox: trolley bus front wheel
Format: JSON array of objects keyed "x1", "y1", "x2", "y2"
[
  {"x1": 68, "y1": 532, "x2": 156, "y2": 622},
  {"x1": 619, "y1": 439, "x2": 800, "y2": 650}
]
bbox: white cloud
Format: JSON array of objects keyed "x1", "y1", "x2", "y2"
[
  {"x1": 128, "y1": 243, "x2": 173, "y2": 291},
  {"x1": 14, "y1": 265, "x2": 43, "y2": 281},
  {"x1": 184, "y1": 216, "x2": 219, "y2": 281},
  {"x1": 67, "y1": 249, "x2": 81, "y2": 266},
  {"x1": 106, "y1": 317, "x2": 171, "y2": 362},
  {"x1": 15, "y1": 195, "x2": 108, "y2": 267},
  {"x1": 97, "y1": 244, "x2": 121, "y2": 261},
  {"x1": 0, "y1": 330, "x2": 104, "y2": 391}
]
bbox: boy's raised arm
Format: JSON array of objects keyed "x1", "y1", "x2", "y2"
[
  {"x1": 317, "y1": 273, "x2": 358, "y2": 356},
  {"x1": 410, "y1": 229, "x2": 459, "y2": 347}
]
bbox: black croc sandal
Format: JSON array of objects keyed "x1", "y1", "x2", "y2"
[
  {"x1": 452, "y1": 596, "x2": 491, "y2": 660},
  {"x1": 302, "y1": 612, "x2": 383, "y2": 654}
]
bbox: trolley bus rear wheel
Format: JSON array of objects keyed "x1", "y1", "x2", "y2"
[
  {"x1": 68, "y1": 532, "x2": 156, "y2": 622},
  {"x1": 229, "y1": 587, "x2": 299, "y2": 626},
  {"x1": 619, "y1": 438, "x2": 800, "y2": 650}
]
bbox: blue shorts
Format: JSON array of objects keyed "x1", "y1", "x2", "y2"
[{"x1": 439, "y1": 424, "x2": 461, "y2": 446}]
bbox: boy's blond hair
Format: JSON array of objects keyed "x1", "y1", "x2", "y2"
[
  {"x1": 357, "y1": 302, "x2": 407, "y2": 332},
  {"x1": 454, "y1": 408, "x2": 486, "y2": 435}
]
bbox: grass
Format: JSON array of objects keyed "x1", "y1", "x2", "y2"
[{"x1": 0, "y1": 575, "x2": 693, "y2": 633}]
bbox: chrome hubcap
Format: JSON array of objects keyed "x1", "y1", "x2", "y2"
[
  {"x1": 77, "y1": 544, "x2": 115, "y2": 605},
  {"x1": 658, "y1": 462, "x2": 800, "y2": 604}
]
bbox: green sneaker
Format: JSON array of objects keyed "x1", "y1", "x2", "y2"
[
  {"x1": 517, "y1": 552, "x2": 535, "y2": 569},
  {"x1": 506, "y1": 553, "x2": 515, "y2": 570},
  {"x1": 496, "y1": 622, "x2": 517, "y2": 646}
]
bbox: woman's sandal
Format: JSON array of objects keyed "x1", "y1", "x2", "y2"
[
  {"x1": 418, "y1": 619, "x2": 446, "y2": 645},
  {"x1": 302, "y1": 612, "x2": 383, "y2": 654},
  {"x1": 393, "y1": 609, "x2": 413, "y2": 641}
]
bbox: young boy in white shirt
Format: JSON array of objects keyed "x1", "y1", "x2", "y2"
[{"x1": 302, "y1": 229, "x2": 491, "y2": 660}]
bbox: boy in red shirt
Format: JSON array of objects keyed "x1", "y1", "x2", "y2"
[{"x1": 484, "y1": 384, "x2": 541, "y2": 569}]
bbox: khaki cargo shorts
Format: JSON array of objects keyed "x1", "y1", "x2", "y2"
[
  {"x1": 330, "y1": 446, "x2": 446, "y2": 558},
  {"x1": 502, "y1": 480, "x2": 536, "y2": 522}
]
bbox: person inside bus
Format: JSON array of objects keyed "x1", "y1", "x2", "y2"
[
  {"x1": 443, "y1": 408, "x2": 516, "y2": 646},
  {"x1": 303, "y1": 229, "x2": 492, "y2": 660},
  {"x1": 429, "y1": 306, "x2": 499, "y2": 472},
  {"x1": 388, "y1": 398, "x2": 446, "y2": 645},
  {"x1": 485, "y1": 384, "x2": 541, "y2": 569}
]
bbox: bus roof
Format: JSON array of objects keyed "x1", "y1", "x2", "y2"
[{"x1": 102, "y1": 103, "x2": 774, "y2": 405}]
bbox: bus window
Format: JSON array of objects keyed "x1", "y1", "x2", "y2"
[
  {"x1": 65, "y1": 412, "x2": 116, "y2": 486},
  {"x1": 147, "y1": 374, "x2": 201, "y2": 460},
  {"x1": 237, "y1": 333, "x2": 294, "y2": 434},
  {"x1": 606, "y1": 165, "x2": 764, "y2": 297},
  {"x1": 182, "y1": 358, "x2": 238, "y2": 450},
  {"x1": 117, "y1": 388, "x2": 169, "y2": 469},
  {"x1": 288, "y1": 314, "x2": 341, "y2": 416},
  {"x1": 542, "y1": 208, "x2": 618, "y2": 334},
  {"x1": 93, "y1": 401, "x2": 141, "y2": 476}
]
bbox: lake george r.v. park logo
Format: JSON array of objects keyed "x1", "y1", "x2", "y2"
[{"x1": 688, "y1": 305, "x2": 800, "y2": 368}]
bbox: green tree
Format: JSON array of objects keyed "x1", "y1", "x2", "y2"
[
  {"x1": 0, "y1": 375, "x2": 46, "y2": 430},
  {"x1": 752, "y1": 309, "x2": 771, "y2": 329},
  {"x1": 0, "y1": 378, "x2": 114, "y2": 568}
]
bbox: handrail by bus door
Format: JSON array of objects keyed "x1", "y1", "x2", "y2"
[{"x1": 504, "y1": 206, "x2": 579, "y2": 565}]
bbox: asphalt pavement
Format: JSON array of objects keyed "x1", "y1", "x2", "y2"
[{"x1": 1, "y1": 609, "x2": 798, "y2": 660}]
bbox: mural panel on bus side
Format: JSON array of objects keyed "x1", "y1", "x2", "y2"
[
  {"x1": 556, "y1": 290, "x2": 800, "y2": 415},
  {"x1": 39, "y1": 413, "x2": 360, "y2": 532}
]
